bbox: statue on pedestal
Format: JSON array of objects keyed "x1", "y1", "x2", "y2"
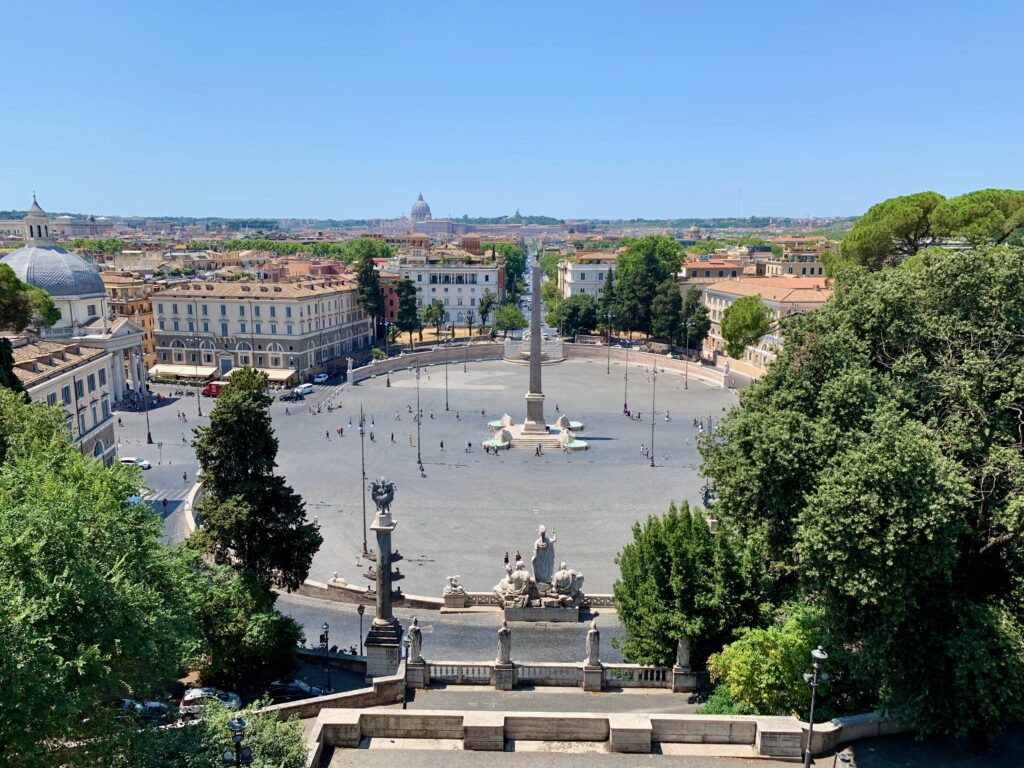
[
  {"x1": 443, "y1": 575, "x2": 465, "y2": 598},
  {"x1": 552, "y1": 561, "x2": 585, "y2": 607},
  {"x1": 531, "y1": 525, "x2": 557, "y2": 585},
  {"x1": 675, "y1": 634, "x2": 692, "y2": 671},
  {"x1": 371, "y1": 477, "x2": 396, "y2": 514},
  {"x1": 407, "y1": 617, "x2": 423, "y2": 663},
  {"x1": 494, "y1": 561, "x2": 534, "y2": 607},
  {"x1": 497, "y1": 620, "x2": 512, "y2": 665},
  {"x1": 585, "y1": 619, "x2": 600, "y2": 666}
]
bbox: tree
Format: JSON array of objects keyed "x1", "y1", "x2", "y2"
[
  {"x1": 930, "y1": 189, "x2": 1024, "y2": 246},
  {"x1": 614, "y1": 235, "x2": 682, "y2": 336},
  {"x1": 538, "y1": 251, "x2": 560, "y2": 281},
  {"x1": 550, "y1": 294, "x2": 598, "y2": 338},
  {"x1": 651, "y1": 278, "x2": 683, "y2": 345},
  {"x1": 613, "y1": 501, "x2": 752, "y2": 667},
  {"x1": 477, "y1": 288, "x2": 497, "y2": 330},
  {"x1": 493, "y1": 304, "x2": 527, "y2": 337},
  {"x1": 354, "y1": 248, "x2": 385, "y2": 337},
  {"x1": 485, "y1": 243, "x2": 526, "y2": 300},
  {"x1": 599, "y1": 268, "x2": 617, "y2": 331},
  {"x1": 337, "y1": 237, "x2": 394, "y2": 266},
  {"x1": 421, "y1": 299, "x2": 444, "y2": 339},
  {"x1": 681, "y1": 289, "x2": 711, "y2": 354},
  {"x1": 840, "y1": 191, "x2": 945, "y2": 269},
  {"x1": 0, "y1": 263, "x2": 61, "y2": 393},
  {"x1": 698, "y1": 244, "x2": 1024, "y2": 736},
  {"x1": 464, "y1": 308, "x2": 475, "y2": 337},
  {"x1": 192, "y1": 367, "x2": 321, "y2": 592},
  {"x1": 394, "y1": 276, "x2": 420, "y2": 347},
  {"x1": 719, "y1": 295, "x2": 772, "y2": 359}
]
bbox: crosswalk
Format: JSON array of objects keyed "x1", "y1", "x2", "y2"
[{"x1": 142, "y1": 487, "x2": 191, "y2": 502}]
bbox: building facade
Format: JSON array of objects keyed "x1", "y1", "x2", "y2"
[
  {"x1": 152, "y1": 279, "x2": 373, "y2": 384},
  {"x1": 556, "y1": 251, "x2": 617, "y2": 300},
  {"x1": 390, "y1": 251, "x2": 505, "y2": 326},
  {"x1": 101, "y1": 273, "x2": 162, "y2": 369}
]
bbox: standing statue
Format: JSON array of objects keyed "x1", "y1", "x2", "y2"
[
  {"x1": 370, "y1": 476, "x2": 396, "y2": 513},
  {"x1": 676, "y1": 634, "x2": 692, "y2": 671},
  {"x1": 497, "y1": 620, "x2": 512, "y2": 665},
  {"x1": 407, "y1": 617, "x2": 422, "y2": 663},
  {"x1": 531, "y1": 525, "x2": 558, "y2": 585},
  {"x1": 585, "y1": 619, "x2": 600, "y2": 666}
]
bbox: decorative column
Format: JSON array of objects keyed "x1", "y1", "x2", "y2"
[
  {"x1": 522, "y1": 260, "x2": 546, "y2": 433},
  {"x1": 363, "y1": 477, "x2": 403, "y2": 680}
]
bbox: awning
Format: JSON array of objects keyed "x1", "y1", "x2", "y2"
[
  {"x1": 147, "y1": 364, "x2": 218, "y2": 379},
  {"x1": 226, "y1": 367, "x2": 297, "y2": 383}
]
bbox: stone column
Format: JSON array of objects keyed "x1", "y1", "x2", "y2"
[
  {"x1": 523, "y1": 260, "x2": 546, "y2": 433},
  {"x1": 364, "y1": 504, "x2": 403, "y2": 680}
]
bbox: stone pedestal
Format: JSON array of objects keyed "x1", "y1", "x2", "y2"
[
  {"x1": 583, "y1": 664, "x2": 604, "y2": 692},
  {"x1": 672, "y1": 665, "x2": 700, "y2": 692},
  {"x1": 406, "y1": 660, "x2": 428, "y2": 689},
  {"x1": 504, "y1": 605, "x2": 579, "y2": 623},
  {"x1": 365, "y1": 617, "x2": 403, "y2": 680},
  {"x1": 493, "y1": 663, "x2": 516, "y2": 691},
  {"x1": 443, "y1": 591, "x2": 467, "y2": 609},
  {"x1": 522, "y1": 392, "x2": 547, "y2": 433}
]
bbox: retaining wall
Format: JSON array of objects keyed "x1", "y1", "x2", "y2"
[{"x1": 348, "y1": 343, "x2": 505, "y2": 384}]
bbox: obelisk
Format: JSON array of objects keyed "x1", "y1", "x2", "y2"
[
  {"x1": 522, "y1": 260, "x2": 547, "y2": 433},
  {"x1": 364, "y1": 477, "x2": 403, "y2": 680}
]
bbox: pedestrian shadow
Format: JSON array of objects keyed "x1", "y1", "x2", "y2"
[{"x1": 144, "y1": 499, "x2": 180, "y2": 520}]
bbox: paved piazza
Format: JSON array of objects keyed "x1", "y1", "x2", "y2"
[{"x1": 126, "y1": 358, "x2": 736, "y2": 596}]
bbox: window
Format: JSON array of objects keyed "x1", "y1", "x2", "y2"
[
  {"x1": 286, "y1": 307, "x2": 292, "y2": 318},
  {"x1": 158, "y1": 320, "x2": 165, "y2": 330},
  {"x1": 270, "y1": 323, "x2": 277, "y2": 334},
  {"x1": 202, "y1": 304, "x2": 209, "y2": 315},
  {"x1": 255, "y1": 323, "x2": 262, "y2": 334},
  {"x1": 47, "y1": 392, "x2": 57, "y2": 406},
  {"x1": 172, "y1": 303, "x2": 178, "y2": 315},
  {"x1": 173, "y1": 321, "x2": 179, "y2": 331},
  {"x1": 254, "y1": 305, "x2": 261, "y2": 317},
  {"x1": 240, "y1": 322, "x2": 247, "y2": 334},
  {"x1": 220, "y1": 322, "x2": 229, "y2": 336},
  {"x1": 62, "y1": 385, "x2": 72, "y2": 405},
  {"x1": 239, "y1": 305, "x2": 245, "y2": 317},
  {"x1": 87, "y1": 304, "x2": 97, "y2": 316},
  {"x1": 220, "y1": 304, "x2": 227, "y2": 316},
  {"x1": 87, "y1": 374, "x2": 96, "y2": 392},
  {"x1": 203, "y1": 321, "x2": 210, "y2": 333},
  {"x1": 157, "y1": 303, "x2": 164, "y2": 314},
  {"x1": 484, "y1": 275, "x2": 490, "y2": 282},
  {"x1": 187, "y1": 321, "x2": 194, "y2": 332},
  {"x1": 187, "y1": 304, "x2": 193, "y2": 315},
  {"x1": 102, "y1": 399, "x2": 110, "y2": 418},
  {"x1": 417, "y1": 274, "x2": 422, "y2": 282},
  {"x1": 78, "y1": 414, "x2": 86, "y2": 436},
  {"x1": 269, "y1": 306, "x2": 276, "y2": 318},
  {"x1": 286, "y1": 324, "x2": 294, "y2": 335},
  {"x1": 98, "y1": 369, "x2": 106, "y2": 387}
]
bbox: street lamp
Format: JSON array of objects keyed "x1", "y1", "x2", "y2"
[
  {"x1": 802, "y1": 646, "x2": 829, "y2": 768},
  {"x1": 623, "y1": 340, "x2": 630, "y2": 413},
  {"x1": 650, "y1": 369, "x2": 657, "y2": 467},
  {"x1": 606, "y1": 310, "x2": 613, "y2": 374},
  {"x1": 385, "y1": 321, "x2": 392, "y2": 388},
  {"x1": 320, "y1": 622, "x2": 332, "y2": 693},
  {"x1": 359, "y1": 405, "x2": 368, "y2": 555},
  {"x1": 141, "y1": 352, "x2": 154, "y2": 444},
  {"x1": 357, "y1": 603, "x2": 365, "y2": 656},
  {"x1": 415, "y1": 367, "x2": 422, "y2": 467},
  {"x1": 457, "y1": 312, "x2": 467, "y2": 372},
  {"x1": 223, "y1": 716, "x2": 253, "y2": 767},
  {"x1": 444, "y1": 327, "x2": 450, "y2": 411},
  {"x1": 683, "y1": 317, "x2": 690, "y2": 390}
]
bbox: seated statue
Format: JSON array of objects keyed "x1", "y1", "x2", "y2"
[
  {"x1": 552, "y1": 561, "x2": 585, "y2": 607},
  {"x1": 443, "y1": 575, "x2": 465, "y2": 597},
  {"x1": 493, "y1": 561, "x2": 535, "y2": 607}
]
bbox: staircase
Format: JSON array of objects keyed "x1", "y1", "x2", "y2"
[{"x1": 509, "y1": 432, "x2": 563, "y2": 451}]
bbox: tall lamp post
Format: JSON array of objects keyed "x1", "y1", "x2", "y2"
[
  {"x1": 623, "y1": 340, "x2": 630, "y2": 413},
  {"x1": 358, "y1": 405, "x2": 368, "y2": 555},
  {"x1": 802, "y1": 646, "x2": 828, "y2": 768},
  {"x1": 444, "y1": 328, "x2": 450, "y2": 411},
  {"x1": 223, "y1": 717, "x2": 253, "y2": 767},
  {"x1": 384, "y1": 321, "x2": 392, "y2": 388},
  {"x1": 357, "y1": 603, "x2": 365, "y2": 656},
  {"x1": 457, "y1": 312, "x2": 467, "y2": 372},
  {"x1": 141, "y1": 351, "x2": 154, "y2": 445},
  {"x1": 649, "y1": 369, "x2": 657, "y2": 467},
  {"x1": 606, "y1": 311, "x2": 613, "y2": 374},
  {"x1": 683, "y1": 317, "x2": 690, "y2": 390},
  {"x1": 415, "y1": 367, "x2": 422, "y2": 467},
  {"x1": 320, "y1": 622, "x2": 332, "y2": 693}
]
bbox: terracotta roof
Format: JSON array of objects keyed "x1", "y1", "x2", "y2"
[
  {"x1": 11, "y1": 338, "x2": 106, "y2": 387},
  {"x1": 704, "y1": 277, "x2": 832, "y2": 304},
  {"x1": 162, "y1": 279, "x2": 358, "y2": 300}
]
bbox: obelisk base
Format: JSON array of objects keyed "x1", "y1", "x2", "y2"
[
  {"x1": 522, "y1": 392, "x2": 547, "y2": 434},
  {"x1": 364, "y1": 617, "x2": 403, "y2": 681}
]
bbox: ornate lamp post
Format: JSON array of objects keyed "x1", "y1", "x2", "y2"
[
  {"x1": 384, "y1": 320, "x2": 392, "y2": 388},
  {"x1": 682, "y1": 316, "x2": 690, "y2": 390},
  {"x1": 359, "y1": 405, "x2": 368, "y2": 554},
  {"x1": 444, "y1": 327, "x2": 450, "y2": 411},
  {"x1": 223, "y1": 716, "x2": 253, "y2": 767},
  {"x1": 320, "y1": 622, "x2": 332, "y2": 693},
  {"x1": 649, "y1": 369, "x2": 657, "y2": 467},
  {"x1": 623, "y1": 340, "x2": 630, "y2": 413},
  {"x1": 357, "y1": 603, "x2": 365, "y2": 656},
  {"x1": 606, "y1": 310, "x2": 613, "y2": 374},
  {"x1": 802, "y1": 646, "x2": 829, "y2": 768}
]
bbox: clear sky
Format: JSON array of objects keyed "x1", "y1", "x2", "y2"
[{"x1": 3, "y1": 1, "x2": 1022, "y2": 220}]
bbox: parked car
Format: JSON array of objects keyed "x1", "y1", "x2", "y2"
[
  {"x1": 279, "y1": 391, "x2": 305, "y2": 402},
  {"x1": 117, "y1": 698, "x2": 171, "y2": 724},
  {"x1": 312, "y1": 373, "x2": 329, "y2": 384},
  {"x1": 120, "y1": 457, "x2": 152, "y2": 470},
  {"x1": 293, "y1": 383, "x2": 315, "y2": 396},
  {"x1": 179, "y1": 687, "x2": 241, "y2": 718},
  {"x1": 268, "y1": 678, "x2": 324, "y2": 704}
]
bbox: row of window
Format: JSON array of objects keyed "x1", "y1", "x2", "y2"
[
  {"x1": 157, "y1": 316, "x2": 365, "y2": 335},
  {"x1": 415, "y1": 297, "x2": 478, "y2": 308},
  {"x1": 156, "y1": 301, "x2": 353, "y2": 319}
]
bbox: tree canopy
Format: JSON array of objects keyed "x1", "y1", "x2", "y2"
[
  {"x1": 719, "y1": 295, "x2": 771, "y2": 359},
  {"x1": 355, "y1": 247, "x2": 385, "y2": 335},
  {"x1": 549, "y1": 293, "x2": 598, "y2": 337},
  {"x1": 493, "y1": 304, "x2": 527, "y2": 335},
  {"x1": 613, "y1": 235, "x2": 683, "y2": 336},
  {"x1": 394, "y1": 276, "x2": 420, "y2": 346},
  {"x1": 485, "y1": 243, "x2": 526, "y2": 299}
]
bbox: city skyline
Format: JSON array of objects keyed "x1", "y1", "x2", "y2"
[{"x1": 3, "y1": 1, "x2": 1023, "y2": 219}]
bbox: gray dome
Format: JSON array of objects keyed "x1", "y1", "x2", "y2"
[
  {"x1": 1, "y1": 245, "x2": 107, "y2": 299},
  {"x1": 411, "y1": 193, "x2": 431, "y2": 221}
]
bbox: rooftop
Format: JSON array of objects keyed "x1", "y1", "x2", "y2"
[
  {"x1": 161, "y1": 279, "x2": 358, "y2": 300},
  {"x1": 11, "y1": 338, "x2": 106, "y2": 388},
  {"x1": 705, "y1": 276, "x2": 832, "y2": 304}
]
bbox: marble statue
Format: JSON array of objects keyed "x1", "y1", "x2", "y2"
[
  {"x1": 494, "y1": 561, "x2": 533, "y2": 607},
  {"x1": 370, "y1": 477, "x2": 395, "y2": 513},
  {"x1": 586, "y1": 619, "x2": 600, "y2": 666},
  {"x1": 531, "y1": 525, "x2": 557, "y2": 585},
  {"x1": 443, "y1": 575, "x2": 465, "y2": 597},
  {"x1": 556, "y1": 413, "x2": 570, "y2": 429},
  {"x1": 497, "y1": 620, "x2": 512, "y2": 664},
  {"x1": 676, "y1": 634, "x2": 691, "y2": 670},
  {"x1": 407, "y1": 617, "x2": 423, "y2": 663},
  {"x1": 552, "y1": 561, "x2": 585, "y2": 606}
]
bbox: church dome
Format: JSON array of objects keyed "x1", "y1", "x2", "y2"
[
  {"x1": 1, "y1": 245, "x2": 107, "y2": 299},
  {"x1": 411, "y1": 193, "x2": 432, "y2": 222}
]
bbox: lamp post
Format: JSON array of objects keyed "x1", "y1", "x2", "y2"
[
  {"x1": 606, "y1": 311, "x2": 613, "y2": 374},
  {"x1": 142, "y1": 353, "x2": 154, "y2": 445},
  {"x1": 359, "y1": 405, "x2": 368, "y2": 554},
  {"x1": 385, "y1": 321, "x2": 391, "y2": 388},
  {"x1": 357, "y1": 603, "x2": 365, "y2": 656},
  {"x1": 223, "y1": 716, "x2": 253, "y2": 767},
  {"x1": 321, "y1": 622, "x2": 332, "y2": 693},
  {"x1": 623, "y1": 340, "x2": 630, "y2": 412},
  {"x1": 444, "y1": 328, "x2": 450, "y2": 411},
  {"x1": 649, "y1": 369, "x2": 657, "y2": 467},
  {"x1": 457, "y1": 312, "x2": 467, "y2": 372},
  {"x1": 683, "y1": 317, "x2": 690, "y2": 390},
  {"x1": 802, "y1": 646, "x2": 828, "y2": 768},
  {"x1": 415, "y1": 367, "x2": 422, "y2": 467}
]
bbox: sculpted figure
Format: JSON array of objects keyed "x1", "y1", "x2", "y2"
[
  {"x1": 676, "y1": 634, "x2": 692, "y2": 670},
  {"x1": 552, "y1": 560, "x2": 585, "y2": 605},
  {"x1": 407, "y1": 617, "x2": 423, "y2": 663},
  {"x1": 531, "y1": 525, "x2": 557, "y2": 584},
  {"x1": 443, "y1": 575, "x2": 465, "y2": 596},
  {"x1": 586, "y1": 619, "x2": 600, "y2": 666},
  {"x1": 497, "y1": 620, "x2": 512, "y2": 664},
  {"x1": 370, "y1": 476, "x2": 395, "y2": 513}
]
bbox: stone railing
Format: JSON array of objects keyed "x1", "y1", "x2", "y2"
[
  {"x1": 182, "y1": 481, "x2": 205, "y2": 536},
  {"x1": 562, "y1": 343, "x2": 733, "y2": 387},
  {"x1": 427, "y1": 662, "x2": 492, "y2": 685},
  {"x1": 515, "y1": 663, "x2": 583, "y2": 687},
  {"x1": 260, "y1": 659, "x2": 405, "y2": 724},
  {"x1": 445, "y1": 591, "x2": 615, "y2": 610},
  {"x1": 503, "y1": 338, "x2": 565, "y2": 362},
  {"x1": 348, "y1": 343, "x2": 505, "y2": 384},
  {"x1": 602, "y1": 664, "x2": 670, "y2": 688}
]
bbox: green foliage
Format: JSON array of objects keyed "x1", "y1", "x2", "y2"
[
  {"x1": 538, "y1": 251, "x2": 560, "y2": 280},
  {"x1": 699, "y1": 245, "x2": 1024, "y2": 736},
  {"x1": 68, "y1": 237, "x2": 126, "y2": 254},
  {"x1": 394, "y1": 276, "x2": 420, "y2": 346},
  {"x1": 682, "y1": 289, "x2": 711, "y2": 352},
  {"x1": 493, "y1": 304, "x2": 527, "y2": 335},
  {"x1": 485, "y1": 243, "x2": 526, "y2": 300},
  {"x1": 0, "y1": 262, "x2": 61, "y2": 335},
  {"x1": 421, "y1": 299, "x2": 444, "y2": 338},
  {"x1": 930, "y1": 189, "x2": 1024, "y2": 245},
  {"x1": 549, "y1": 294, "x2": 598, "y2": 337},
  {"x1": 613, "y1": 501, "x2": 754, "y2": 667},
  {"x1": 192, "y1": 367, "x2": 321, "y2": 592},
  {"x1": 719, "y1": 295, "x2": 771, "y2": 359},
  {"x1": 614, "y1": 235, "x2": 683, "y2": 335},
  {"x1": 477, "y1": 288, "x2": 497, "y2": 328},
  {"x1": 371, "y1": 347, "x2": 386, "y2": 361},
  {"x1": 355, "y1": 245, "x2": 385, "y2": 333},
  {"x1": 599, "y1": 268, "x2": 616, "y2": 326},
  {"x1": 0, "y1": 338, "x2": 24, "y2": 394},
  {"x1": 706, "y1": 604, "x2": 823, "y2": 718},
  {"x1": 651, "y1": 279, "x2": 683, "y2": 345}
]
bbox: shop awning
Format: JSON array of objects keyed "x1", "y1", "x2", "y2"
[
  {"x1": 226, "y1": 367, "x2": 297, "y2": 383},
  {"x1": 147, "y1": 364, "x2": 218, "y2": 379}
]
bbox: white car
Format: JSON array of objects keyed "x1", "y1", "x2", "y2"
[
  {"x1": 178, "y1": 687, "x2": 241, "y2": 718},
  {"x1": 120, "y1": 457, "x2": 152, "y2": 470},
  {"x1": 294, "y1": 383, "x2": 315, "y2": 395},
  {"x1": 313, "y1": 373, "x2": 329, "y2": 384}
]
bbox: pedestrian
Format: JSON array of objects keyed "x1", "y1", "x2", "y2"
[
  {"x1": 456, "y1": 411, "x2": 461, "y2": 421},
  {"x1": 370, "y1": 431, "x2": 375, "y2": 442},
  {"x1": 409, "y1": 434, "x2": 414, "y2": 447},
  {"x1": 481, "y1": 409, "x2": 486, "y2": 417},
  {"x1": 515, "y1": 550, "x2": 522, "y2": 563},
  {"x1": 440, "y1": 440, "x2": 444, "y2": 451},
  {"x1": 182, "y1": 433, "x2": 186, "y2": 444},
  {"x1": 285, "y1": 406, "x2": 290, "y2": 416},
  {"x1": 117, "y1": 417, "x2": 122, "y2": 427},
  {"x1": 182, "y1": 471, "x2": 188, "y2": 484},
  {"x1": 430, "y1": 410, "x2": 434, "y2": 419},
  {"x1": 390, "y1": 432, "x2": 395, "y2": 443},
  {"x1": 665, "y1": 410, "x2": 670, "y2": 421},
  {"x1": 640, "y1": 443, "x2": 645, "y2": 455},
  {"x1": 162, "y1": 498, "x2": 168, "y2": 514},
  {"x1": 348, "y1": 417, "x2": 352, "y2": 428},
  {"x1": 555, "y1": 403, "x2": 559, "y2": 411},
  {"x1": 326, "y1": 430, "x2": 331, "y2": 440}
]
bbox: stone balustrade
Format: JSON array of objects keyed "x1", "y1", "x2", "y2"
[
  {"x1": 426, "y1": 662, "x2": 492, "y2": 685},
  {"x1": 348, "y1": 343, "x2": 505, "y2": 384},
  {"x1": 603, "y1": 663, "x2": 670, "y2": 688}
]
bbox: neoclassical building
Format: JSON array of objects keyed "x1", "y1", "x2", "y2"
[{"x1": 1, "y1": 198, "x2": 147, "y2": 401}]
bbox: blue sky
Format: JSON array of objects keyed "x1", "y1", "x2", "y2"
[{"x1": 3, "y1": 1, "x2": 1022, "y2": 220}]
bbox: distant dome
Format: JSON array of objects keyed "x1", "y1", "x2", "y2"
[
  {"x1": 1, "y1": 245, "x2": 106, "y2": 299},
  {"x1": 411, "y1": 193, "x2": 432, "y2": 222}
]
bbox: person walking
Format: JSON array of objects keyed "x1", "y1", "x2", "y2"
[
  {"x1": 285, "y1": 406, "x2": 290, "y2": 416},
  {"x1": 409, "y1": 434, "x2": 414, "y2": 447},
  {"x1": 325, "y1": 430, "x2": 331, "y2": 440},
  {"x1": 182, "y1": 471, "x2": 188, "y2": 484},
  {"x1": 440, "y1": 440, "x2": 444, "y2": 451},
  {"x1": 390, "y1": 432, "x2": 395, "y2": 443}
]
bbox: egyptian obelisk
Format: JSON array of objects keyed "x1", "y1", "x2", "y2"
[{"x1": 522, "y1": 259, "x2": 547, "y2": 433}]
